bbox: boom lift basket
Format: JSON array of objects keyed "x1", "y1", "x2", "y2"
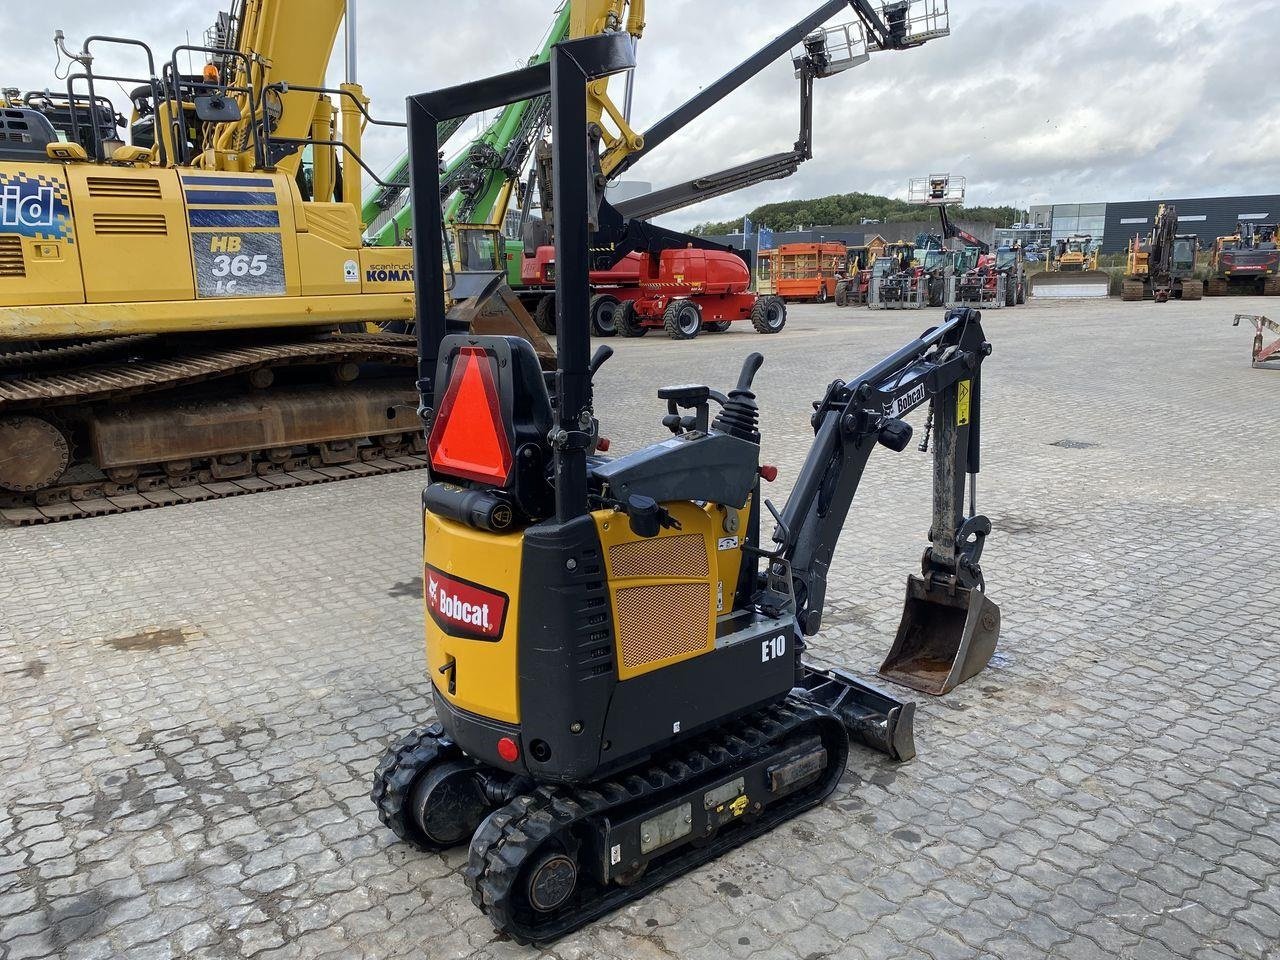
[
  {"x1": 799, "y1": 0, "x2": 951, "y2": 73},
  {"x1": 880, "y1": 575, "x2": 1000, "y2": 695},
  {"x1": 908, "y1": 173, "x2": 964, "y2": 206}
]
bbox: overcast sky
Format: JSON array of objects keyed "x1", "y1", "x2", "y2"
[{"x1": 9, "y1": 0, "x2": 1279, "y2": 229}]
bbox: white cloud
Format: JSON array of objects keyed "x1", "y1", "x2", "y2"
[{"x1": 9, "y1": 0, "x2": 1279, "y2": 230}]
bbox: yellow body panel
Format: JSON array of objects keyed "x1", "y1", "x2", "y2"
[
  {"x1": 424, "y1": 512, "x2": 524, "y2": 725},
  {"x1": 0, "y1": 163, "x2": 84, "y2": 306},
  {"x1": 359, "y1": 248, "x2": 416, "y2": 295},
  {"x1": 594, "y1": 500, "x2": 750, "y2": 680},
  {"x1": 63, "y1": 165, "x2": 195, "y2": 303},
  {"x1": 295, "y1": 201, "x2": 365, "y2": 297},
  {"x1": 0, "y1": 160, "x2": 417, "y2": 338}
]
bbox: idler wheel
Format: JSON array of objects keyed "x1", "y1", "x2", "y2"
[
  {"x1": 525, "y1": 849, "x2": 578, "y2": 913},
  {"x1": 0, "y1": 416, "x2": 70, "y2": 492}
]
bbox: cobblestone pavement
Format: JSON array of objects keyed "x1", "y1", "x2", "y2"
[{"x1": 2, "y1": 297, "x2": 1278, "y2": 960}]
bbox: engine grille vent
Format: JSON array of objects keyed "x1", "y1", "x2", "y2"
[
  {"x1": 608, "y1": 533, "x2": 709, "y2": 580},
  {"x1": 87, "y1": 177, "x2": 163, "y2": 200},
  {"x1": 93, "y1": 213, "x2": 168, "y2": 237},
  {"x1": 0, "y1": 236, "x2": 25, "y2": 278},
  {"x1": 615, "y1": 582, "x2": 711, "y2": 670}
]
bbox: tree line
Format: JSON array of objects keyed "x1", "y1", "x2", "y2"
[{"x1": 688, "y1": 191, "x2": 1023, "y2": 236}]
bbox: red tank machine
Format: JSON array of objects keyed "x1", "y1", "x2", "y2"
[{"x1": 520, "y1": 239, "x2": 785, "y2": 340}]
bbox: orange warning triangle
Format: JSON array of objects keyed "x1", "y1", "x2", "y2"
[{"x1": 428, "y1": 346, "x2": 513, "y2": 485}]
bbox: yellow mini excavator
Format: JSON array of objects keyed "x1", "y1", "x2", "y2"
[{"x1": 373, "y1": 26, "x2": 1000, "y2": 944}]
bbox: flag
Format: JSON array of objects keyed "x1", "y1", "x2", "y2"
[
  {"x1": 743, "y1": 216, "x2": 754, "y2": 239},
  {"x1": 759, "y1": 226, "x2": 774, "y2": 250}
]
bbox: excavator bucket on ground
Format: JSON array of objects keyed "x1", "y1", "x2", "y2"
[
  {"x1": 447, "y1": 275, "x2": 557, "y2": 371},
  {"x1": 879, "y1": 574, "x2": 1002, "y2": 695}
]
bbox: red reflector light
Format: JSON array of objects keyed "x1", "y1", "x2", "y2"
[
  {"x1": 596, "y1": 436, "x2": 611, "y2": 452},
  {"x1": 497, "y1": 737, "x2": 519, "y2": 762},
  {"x1": 760, "y1": 464, "x2": 778, "y2": 482},
  {"x1": 428, "y1": 346, "x2": 513, "y2": 485}
]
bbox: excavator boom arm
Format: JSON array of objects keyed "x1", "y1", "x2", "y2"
[{"x1": 778, "y1": 309, "x2": 992, "y2": 636}]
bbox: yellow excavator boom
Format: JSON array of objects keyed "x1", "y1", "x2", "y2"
[{"x1": 202, "y1": 0, "x2": 346, "y2": 175}]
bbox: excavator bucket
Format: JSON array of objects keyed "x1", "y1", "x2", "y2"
[
  {"x1": 447, "y1": 275, "x2": 557, "y2": 371},
  {"x1": 879, "y1": 574, "x2": 1001, "y2": 696},
  {"x1": 1029, "y1": 269, "x2": 1111, "y2": 299}
]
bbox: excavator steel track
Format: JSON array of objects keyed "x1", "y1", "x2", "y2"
[
  {"x1": 0, "y1": 448, "x2": 429, "y2": 526},
  {"x1": 0, "y1": 335, "x2": 160, "y2": 371},
  {"x1": 0, "y1": 332, "x2": 429, "y2": 525},
  {"x1": 0, "y1": 336, "x2": 418, "y2": 409}
]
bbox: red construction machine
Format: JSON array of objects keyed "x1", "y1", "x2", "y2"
[
  {"x1": 519, "y1": 242, "x2": 786, "y2": 339},
  {"x1": 1233, "y1": 314, "x2": 1280, "y2": 368},
  {"x1": 515, "y1": 0, "x2": 950, "y2": 340}
]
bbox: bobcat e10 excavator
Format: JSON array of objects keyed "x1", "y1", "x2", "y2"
[{"x1": 371, "y1": 29, "x2": 1001, "y2": 944}]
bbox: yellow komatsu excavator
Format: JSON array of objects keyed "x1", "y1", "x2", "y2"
[
  {"x1": 0, "y1": 1, "x2": 636, "y2": 525},
  {"x1": 0, "y1": 0, "x2": 425, "y2": 524}
]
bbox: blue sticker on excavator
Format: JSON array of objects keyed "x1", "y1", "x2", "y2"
[{"x1": 0, "y1": 172, "x2": 74, "y2": 243}]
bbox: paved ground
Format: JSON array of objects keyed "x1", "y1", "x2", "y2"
[{"x1": 1, "y1": 296, "x2": 1278, "y2": 960}]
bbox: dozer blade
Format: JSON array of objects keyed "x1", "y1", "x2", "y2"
[
  {"x1": 447, "y1": 274, "x2": 557, "y2": 371},
  {"x1": 878, "y1": 574, "x2": 1001, "y2": 696},
  {"x1": 1029, "y1": 270, "x2": 1111, "y2": 299},
  {"x1": 796, "y1": 663, "x2": 916, "y2": 761}
]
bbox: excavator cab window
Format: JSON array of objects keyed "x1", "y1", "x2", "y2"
[
  {"x1": 918, "y1": 247, "x2": 944, "y2": 271},
  {"x1": 448, "y1": 226, "x2": 503, "y2": 273}
]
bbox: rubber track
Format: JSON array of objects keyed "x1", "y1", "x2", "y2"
[
  {"x1": 463, "y1": 696, "x2": 847, "y2": 945},
  {"x1": 0, "y1": 453, "x2": 429, "y2": 526},
  {"x1": 0, "y1": 338, "x2": 418, "y2": 408}
]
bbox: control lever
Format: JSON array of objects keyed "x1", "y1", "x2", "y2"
[
  {"x1": 735, "y1": 352, "x2": 765, "y2": 391},
  {"x1": 657, "y1": 383, "x2": 725, "y2": 434},
  {"x1": 589, "y1": 344, "x2": 614, "y2": 376},
  {"x1": 712, "y1": 352, "x2": 765, "y2": 442}
]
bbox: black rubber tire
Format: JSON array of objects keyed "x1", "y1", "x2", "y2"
[
  {"x1": 816, "y1": 285, "x2": 829, "y2": 304},
  {"x1": 834, "y1": 283, "x2": 850, "y2": 307},
  {"x1": 750, "y1": 295, "x2": 787, "y2": 334},
  {"x1": 1004, "y1": 276, "x2": 1016, "y2": 307},
  {"x1": 1016, "y1": 282, "x2": 1026, "y2": 305},
  {"x1": 705, "y1": 321, "x2": 732, "y2": 333},
  {"x1": 663, "y1": 300, "x2": 702, "y2": 340},
  {"x1": 533, "y1": 294, "x2": 556, "y2": 335},
  {"x1": 617, "y1": 300, "x2": 647, "y2": 337},
  {"x1": 588, "y1": 294, "x2": 621, "y2": 337}
]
